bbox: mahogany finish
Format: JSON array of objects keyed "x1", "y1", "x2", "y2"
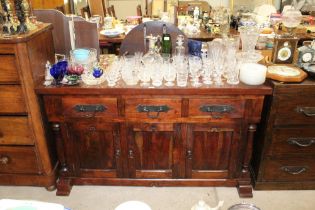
[
  {"x1": 0, "y1": 24, "x2": 57, "y2": 188},
  {"x1": 252, "y1": 79, "x2": 315, "y2": 190},
  {"x1": 36, "y1": 82, "x2": 272, "y2": 197}
]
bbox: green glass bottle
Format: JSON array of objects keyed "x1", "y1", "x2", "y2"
[{"x1": 162, "y1": 24, "x2": 172, "y2": 57}]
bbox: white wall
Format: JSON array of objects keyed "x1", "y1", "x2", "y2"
[{"x1": 108, "y1": 0, "x2": 144, "y2": 19}]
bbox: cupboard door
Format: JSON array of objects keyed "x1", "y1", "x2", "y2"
[
  {"x1": 67, "y1": 121, "x2": 123, "y2": 178},
  {"x1": 127, "y1": 123, "x2": 184, "y2": 179},
  {"x1": 186, "y1": 123, "x2": 241, "y2": 179}
]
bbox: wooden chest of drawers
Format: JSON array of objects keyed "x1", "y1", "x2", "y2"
[
  {"x1": 36, "y1": 84, "x2": 272, "y2": 197},
  {"x1": 252, "y1": 79, "x2": 315, "y2": 189},
  {"x1": 0, "y1": 25, "x2": 57, "y2": 188}
]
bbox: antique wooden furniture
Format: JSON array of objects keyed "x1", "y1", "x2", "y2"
[
  {"x1": 0, "y1": 24, "x2": 57, "y2": 188},
  {"x1": 35, "y1": 82, "x2": 272, "y2": 197},
  {"x1": 252, "y1": 79, "x2": 315, "y2": 190}
]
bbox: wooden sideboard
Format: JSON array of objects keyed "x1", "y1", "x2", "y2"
[
  {"x1": 0, "y1": 24, "x2": 57, "y2": 188},
  {"x1": 252, "y1": 79, "x2": 315, "y2": 190},
  {"x1": 35, "y1": 83, "x2": 272, "y2": 197}
]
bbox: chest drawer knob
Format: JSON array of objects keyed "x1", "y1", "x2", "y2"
[
  {"x1": 136, "y1": 105, "x2": 170, "y2": 119},
  {"x1": 280, "y1": 166, "x2": 307, "y2": 175},
  {"x1": 287, "y1": 138, "x2": 315, "y2": 147},
  {"x1": 0, "y1": 155, "x2": 10, "y2": 165},
  {"x1": 296, "y1": 107, "x2": 315, "y2": 117}
]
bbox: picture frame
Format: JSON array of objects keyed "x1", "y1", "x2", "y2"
[{"x1": 272, "y1": 37, "x2": 299, "y2": 64}]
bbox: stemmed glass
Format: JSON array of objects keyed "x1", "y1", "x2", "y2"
[
  {"x1": 188, "y1": 56, "x2": 203, "y2": 87},
  {"x1": 50, "y1": 60, "x2": 68, "y2": 86}
]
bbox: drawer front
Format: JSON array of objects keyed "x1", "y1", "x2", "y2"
[
  {"x1": 0, "y1": 146, "x2": 39, "y2": 174},
  {"x1": 268, "y1": 128, "x2": 315, "y2": 156},
  {"x1": 0, "y1": 85, "x2": 27, "y2": 114},
  {"x1": 0, "y1": 117, "x2": 33, "y2": 145},
  {"x1": 125, "y1": 98, "x2": 181, "y2": 120},
  {"x1": 0, "y1": 55, "x2": 19, "y2": 83},
  {"x1": 275, "y1": 95, "x2": 315, "y2": 125},
  {"x1": 62, "y1": 97, "x2": 118, "y2": 118},
  {"x1": 188, "y1": 98, "x2": 245, "y2": 119},
  {"x1": 263, "y1": 158, "x2": 315, "y2": 181}
]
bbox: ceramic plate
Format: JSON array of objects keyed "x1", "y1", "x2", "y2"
[{"x1": 100, "y1": 29, "x2": 124, "y2": 38}]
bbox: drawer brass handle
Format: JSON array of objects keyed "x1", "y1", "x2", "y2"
[
  {"x1": 296, "y1": 107, "x2": 315, "y2": 117},
  {"x1": 115, "y1": 149, "x2": 121, "y2": 158},
  {"x1": 280, "y1": 166, "x2": 307, "y2": 175},
  {"x1": 136, "y1": 105, "x2": 170, "y2": 119},
  {"x1": 74, "y1": 104, "x2": 107, "y2": 113},
  {"x1": 0, "y1": 156, "x2": 10, "y2": 165},
  {"x1": 200, "y1": 105, "x2": 233, "y2": 114},
  {"x1": 287, "y1": 138, "x2": 315, "y2": 147}
]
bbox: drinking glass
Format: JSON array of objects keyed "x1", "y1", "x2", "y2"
[
  {"x1": 208, "y1": 41, "x2": 226, "y2": 85},
  {"x1": 188, "y1": 56, "x2": 203, "y2": 87},
  {"x1": 121, "y1": 55, "x2": 139, "y2": 86},
  {"x1": 163, "y1": 58, "x2": 176, "y2": 86},
  {"x1": 151, "y1": 61, "x2": 164, "y2": 87},
  {"x1": 50, "y1": 60, "x2": 68, "y2": 86},
  {"x1": 138, "y1": 63, "x2": 151, "y2": 87},
  {"x1": 175, "y1": 57, "x2": 189, "y2": 87}
]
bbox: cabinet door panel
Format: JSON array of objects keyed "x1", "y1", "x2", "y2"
[
  {"x1": 67, "y1": 121, "x2": 122, "y2": 178},
  {"x1": 127, "y1": 123, "x2": 183, "y2": 179},
  {"x1": 186, "y1": 123, "x2": 241, "y2": 179}
]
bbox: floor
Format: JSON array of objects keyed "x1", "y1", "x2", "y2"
[{"x1": 0, "y1": 186, "x2": 314, "y2": 210}]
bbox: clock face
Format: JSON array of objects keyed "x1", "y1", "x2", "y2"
[
  {"x1": 277, "y1": 47, "x2": 292, "y2": 61},
  {"x1": 302, "y1": 52, "x2": 312, "y2": 63}
]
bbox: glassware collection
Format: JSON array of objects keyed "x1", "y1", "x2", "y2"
[{"x1": 45, "y1": 31, "x2": 259, "y2": 87}]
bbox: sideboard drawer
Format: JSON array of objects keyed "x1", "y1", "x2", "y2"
[
  {"x1": 62, "y1": 97, "x2": 118, "y2": 119},
  {"x1": 0, "y1": 85, "x2": 26, "y2": 114},
  {"x1": 275, "y1": 95, "x2": 315, "y2": 125},
  {"x1": 0, "y1": 55, "x2": 19, "y2": 83},
  {"x1": 268, "y1": 128, "x2": 315, "y2": 156},
  {"x1": 263, "y1": 158, "x2": 315, "y2": 182},
  {"x1": 188, "y1": 98, "x2": 245, "y2": 119},
  {"x1": 0, "y1": 146, "x2": 39, "y2": 174},
  {"x1": 0, "y1": 117, "x2": 33, "y2": 145},
  {"x1": 125, "y1": 98, "x2": 181, "y2": 120}
]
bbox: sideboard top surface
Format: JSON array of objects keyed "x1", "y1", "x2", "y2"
[{"x1": 35, "y1": 82, "x2": 273, "y2": 96}]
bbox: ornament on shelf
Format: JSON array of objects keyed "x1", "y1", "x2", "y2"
[
  {"x1": 14, "y1": 0, "x2": 27, "y2": 33},
  {"x1": 1, "y1": 0, "x2": 16, "y2": 35}
]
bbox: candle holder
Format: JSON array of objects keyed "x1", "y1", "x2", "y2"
[
  {"x1": 14, "y1": 0, "x2": 27, "y2": 33},
  {"x1": 1, "y1": 0, "x2": 16, "y2": 35}
]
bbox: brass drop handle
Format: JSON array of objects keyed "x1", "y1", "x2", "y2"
[
  {"x1": 128, "y1": 150, "x2": 134, "y2": 158},
  {"x1": 281, "y1": 166, "x2": 307, "y2": 175},
  {"x1": 287, "y1": 138, "x2": 315, "y2": 147},
  {"x1": 136, "y1": 105, "x2": 170, "y2": 119},
  {"x1": 296, "y1": 107, "x2": 315, "y2": 117},
  {"x1": 115, "y1": 149, "x2": 121, "y2": 158},
  {"x1": 0, "y1": 156, "x2": 10, "y2": 165},
  {"x1": 186, "y1": 150, "x2": 193, "y2": 160}
]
